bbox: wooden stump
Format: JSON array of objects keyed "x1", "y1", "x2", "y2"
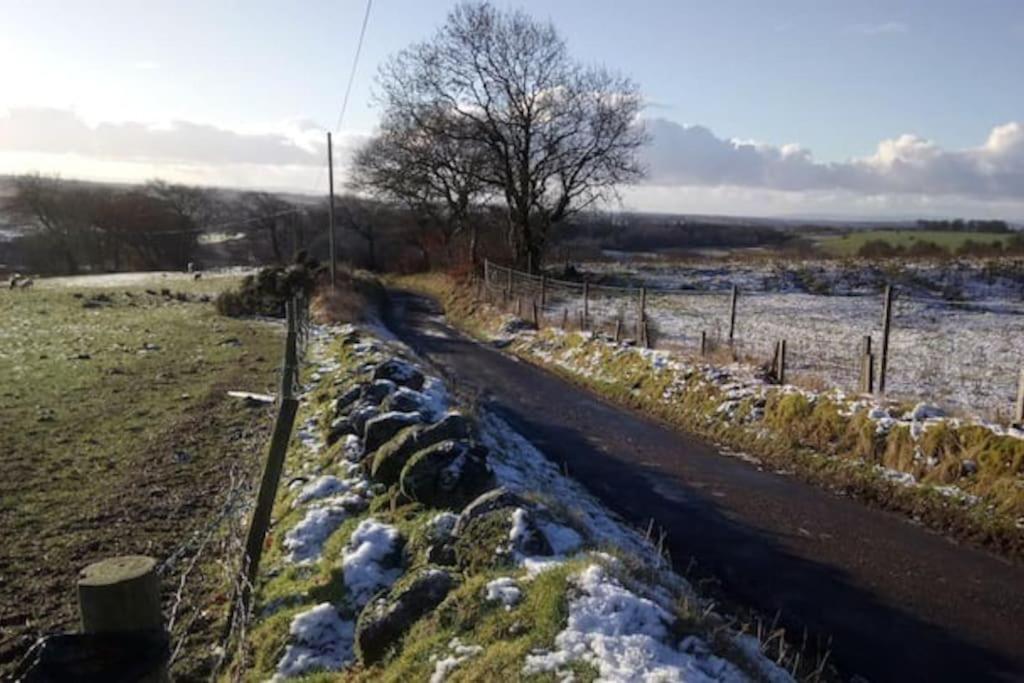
[{"x1": 78, "y1": 556, "x2": 162, "y2": 634}]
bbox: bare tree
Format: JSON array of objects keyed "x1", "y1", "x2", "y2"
[
  {"x1": 6, "y1": 174, "x2": 100, "y2": 273},
  {"x1": 350, "y1": 109, "x2": 490, "y2": 264},
  {"x1": 239, "y1": 192, "x2": 295, "y2": 263},
  {"x1": 375, "y1": 1, "x2": 647, "y2": 270},
  {"x1": 145, "y1": 180, "x2": 216, "y2": 230}
]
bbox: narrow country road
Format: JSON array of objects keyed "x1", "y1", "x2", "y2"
[{"x1": 385, "y1": 290, "x2": 1024, "y2": 683}]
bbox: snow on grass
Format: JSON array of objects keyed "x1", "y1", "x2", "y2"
[
  {"x1": 274, "y1": 603, "x2": 355, "y2": 679},
  {"x1": 283, "y1": 505, "x2": 351, "y2": 564},
  {"x1": 294, "y1": 475, "x2": 368, "y2": 505},
  {"x1": 341, "y1": 518, "x2": 402, "y2": 606},
  {"x1": 523, "y1": 564, "x2": 754, "y2": 682},
  {"x1": 540, "y1": 520, "x2": 584, "y2": 555},
  {"x1": 430, "y1": 638, "x2": 484, "y2": 683},
  {"x1": 484, "y1": 577, "x2": 522, "y2": 610},
  {"x1": 480, "y1": 412, "x2": 664, "y2": 564}
]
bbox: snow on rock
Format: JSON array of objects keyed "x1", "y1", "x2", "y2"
[
  {"x1": 274, "y1": 603, "x2": 355, "y2": 679},
  {"x1": 430, "y1": 638, "x2": 484, "y2": 683},
  {"x1": 342, "y1": 518, "x2": 402, "y2": 606},
  {"x1": 485, "y1": 577, "x2": 522, "y2": 610},
  {"x1": 428, "y1": 511, "x2": 458, "y2": 542},
  {"x1": 284, "y1": 505, "x2": 350, "y2": 564},
  {"x1": 341, "y1": 434, "x2": 363, "y2": 462},
  {"x1": 523, "y1": 564, "x2": 757, "y2": 682},
  {"x1": 420, "y1": 375, "x2": 451, "y2": 419},
  {"x1": 540, "y1": 521, "x2": 584, "y2": 555},
  {"x1": 906, "y1": 402, "x2": 946, "y2": 422}
]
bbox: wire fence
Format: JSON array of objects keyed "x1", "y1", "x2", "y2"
[{"x1": 482, "y1": 260, "x2": 1024, "y2": 421}]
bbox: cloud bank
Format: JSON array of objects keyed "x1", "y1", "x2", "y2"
[
  {"x1": 1, "y1": 106, "x2": 1022, "y2": 216},
  {"x1": 642, "y1": 117, "x2": 1024, "y2": 203},
  {"x1": 0, "y1": 107, "x2": 326, "y2": 167}
]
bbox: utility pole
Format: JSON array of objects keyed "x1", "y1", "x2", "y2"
[{"x1": 327, "y1": 132, "x2": 337, "y2": 289}]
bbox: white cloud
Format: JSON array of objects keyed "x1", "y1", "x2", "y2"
[
  {"x1": 642, "y1": 117, "x2": 1024, "y2": 203},
  {"x1": 132, "y1": 60, "x2": 161, "y2": 71},
  {"x1": 0, "y1": 107, "x2": 334, "y2": 167}
]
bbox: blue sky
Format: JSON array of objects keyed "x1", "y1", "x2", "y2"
[{"x1": 1, "y1": 0, "x2": 1023, "y2": 218}]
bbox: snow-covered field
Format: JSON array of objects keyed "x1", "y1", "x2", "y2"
[{"x1": 512, "y1": 259, "x2": 1024, "y2": 419}]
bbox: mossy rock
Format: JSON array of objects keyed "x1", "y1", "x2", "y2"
[
  {"x1": 452, "y1": 508, "x2": 518, "y2": 573},
  {"x1": 364, "y1": 411, "x2": 423, "y2": 454},
  {"x1": 362, "y1": 379, "x2": 397, "y2": 406},
  {"x1": 371, "y1": 414, "x2": 473, "y2": 485},
  {"x1": 399, "y1": 441, "x2": 493, "y2": 509},
  {"x1": 355, "y1": 568, "x2": 454, "y2": 665},
  {"x1": 373, "y1": 359, "x2": 425, "y2": 391}
]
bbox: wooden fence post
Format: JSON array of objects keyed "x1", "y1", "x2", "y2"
[
  {"x1": 578, "y1": 309, "x2": 585, "y2": 331},
  {"x1": 541, "y1": 275, "x2": 547, "y2": 306},
  {"x1": 614, "y1": 318, "x2": 622, "y2": 342},
  {"x1": 1015, "y1": 368, "x2": 1024, "y2": 425},
  {"x1": 859, "y1": 335, "x2": 875, "y2": 394},
  {"x1": 700, "y1": 330, "x2": 707, "y2": 356},
  {"x1": 516, "y1": 297, "x2": 522, "y2": 317},
  {"x1": 239, "y1": 394, "x2": 299, "y2": 616},
  {"x1": 281, "y1": 300, "x2": 298, "y2": 400},
  {"x1": 506, "y1": 267, "x2": 513, "y2": 301},
  {"x1": 532, "y1": 300, "x2": 539, "y2": 328},
  {"x1": 878, "y1": 285, "x2": 894, "y2": 394},
  {"x1": 583, "y1": 282, "x2": 590, "y2": 326},
  {"x1": 78, "y1": 555, "x2": 163, "y2": 635},
  {"x1": 728, "y1": 285, "x2": 738, "y2": 346},
  {"x1": 561, "y1": 309, "x2": 568, "y2": 330},
  {"x1": 777, "y1": 339, "x2": 787, "y2": 384},
  {"x1": 637, "y1": 287, "x2": 647, "y2": 343}
]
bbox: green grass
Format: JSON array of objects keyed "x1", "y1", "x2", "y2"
[
  {"x1": 818, "y1": 230, "x2": 1014, "y2": 256},
  {"x1": 0, "y1": 273, "x2": 282, "y2": 679}
]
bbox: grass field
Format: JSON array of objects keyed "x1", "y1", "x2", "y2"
[
  {"x1": 819, "y1": 230, "x2": 1014, "y2": 256},
  {"x1": 0, "y1": 272, "x2": 281, "y2": 678}
]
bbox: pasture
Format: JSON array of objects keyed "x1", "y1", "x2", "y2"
[
  {"x1": 818, "y1": 229, "x2": 1015, "y2": 256},
  {"x1": 0, "y1": 272, "x2": 280, "y2": 678}
]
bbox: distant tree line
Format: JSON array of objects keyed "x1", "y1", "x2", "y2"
[
  {"x1": 858, "y1": 235, "x2": 1024, "y2": 259},
  {"x1": 914, "y1": 219, "x2": 1012, "y2": 233}
]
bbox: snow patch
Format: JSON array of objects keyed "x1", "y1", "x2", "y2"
[
  {"x1": 485, "y1": 577, "x2": 522, "y2": 610},
  {"x1": 274, "y1": 603, "x2": 354, "y2": 679},
  {"x1": 342, "y1": 518, "x2": 402, "y2": 606}
]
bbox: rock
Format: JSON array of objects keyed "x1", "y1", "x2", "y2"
[
  {"x1": 453, "y1": 504, "x2": 552, "y2": 572},
  {"x1": 384, "y1": 387, "x2": 429, "y2": 414},
  {"x1": 350, "y1": 404, "x2": 381, "y2": 436},
  {"x1": 452, "y1": 487, "x2": 529, "y2": 537},
  {"x1": 373, "y1": 359, "x2": 425, "y2": 391},
  {"x1": 355, "y1": 569, "x2": 454, "y2": 665},
  {"x1": 363, "y1": 411, "x2": 423, "y2": 454},
  {"x1": 326, "y1": 416, "x2": 357, "y2": 446},
  {"x1": 370, "y1": 414, "x2": 473, "y2": 485},
  {"x1": 399, "y1": 440, "x2": 492, "y2": 509},
  {"x1": 362, "y1": 379, "x2": 397, "y2": 406},
  {"x1": 333, "y1": 385, "x2": 363, "y2": 416}
]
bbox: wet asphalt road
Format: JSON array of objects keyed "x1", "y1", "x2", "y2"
[{"x1": 385, "y1": 290, "x2": 1024, "y2": 682}]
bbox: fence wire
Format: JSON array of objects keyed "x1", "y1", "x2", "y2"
[{"x1": 482, "y1": 261, "x2": 1024, "y2": 419}]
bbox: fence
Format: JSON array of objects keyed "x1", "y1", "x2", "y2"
[
  {"x1": 482, "y1": 259, "x2": 1024, "y2": 421},
  {"x1": 15, "y1": 293, "x2": 312, "y2": 681}
]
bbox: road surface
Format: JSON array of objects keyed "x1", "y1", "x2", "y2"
[{"x1": 386, "y1": 290, "x2": 1024, "y2": 682}]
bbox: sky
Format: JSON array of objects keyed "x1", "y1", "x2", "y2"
[{"x1": 1, "y1": 0, "x2": 1023, "y2": 219}]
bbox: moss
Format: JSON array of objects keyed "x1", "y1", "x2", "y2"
[{"x1": 452, "y1": 510, "x2": 517, "y2": 573}]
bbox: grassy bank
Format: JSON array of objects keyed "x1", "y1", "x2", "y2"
[
  {"x1": 0, "y1": 273, "x2": 281, "y2": 678},
  {"x1": 395, "y1": 272, "x2": 1024, "y2": 562},
  {"x1": 231, "y1": 322, "x2": 817, "y2": 681}
]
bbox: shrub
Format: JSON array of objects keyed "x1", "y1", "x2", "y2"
[{"x1": 215, "y1": 256, "x2": 322, "y2": 318}]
